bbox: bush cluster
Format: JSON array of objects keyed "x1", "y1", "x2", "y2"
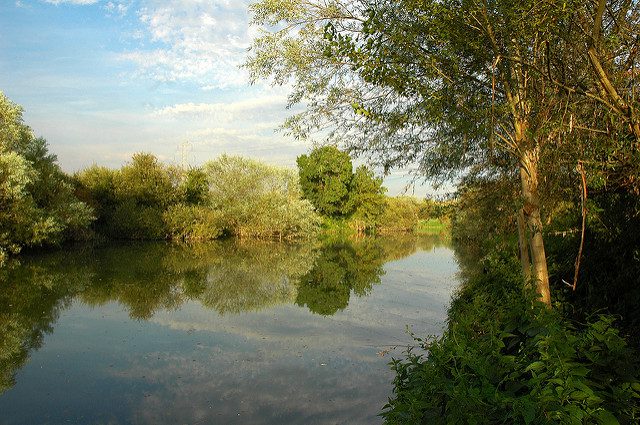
[
  {"x1": 74, "y1": 153, "x2": 320, "y2": 242},
  {"x1": 0, "y1": 92, "x2": 93, "y2": 264},
  {"x1": 382, "y1": 250, "x2": 640, "y2": 424}
]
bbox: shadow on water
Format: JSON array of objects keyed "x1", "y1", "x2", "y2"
[{"x1": 0, "y1": 234, "x2": 451, "y2": 399}]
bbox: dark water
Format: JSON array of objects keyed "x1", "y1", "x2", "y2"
[{"x1": 0, "y1": 235, "x2": 458, "y2": 425}]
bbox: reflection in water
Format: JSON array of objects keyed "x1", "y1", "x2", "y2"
[
  {"x1": 0, "y1": 262, "x2": 90, "y2": 393},
  {"x1": 296, "y1": 239, "x2": 385, "y2": 315},
  {"x1": 79, "y1": 241, "x2": 318, "y2": 318},
  {"x1": 0, "y1": 235, "x2": 457, "y2": 424}
]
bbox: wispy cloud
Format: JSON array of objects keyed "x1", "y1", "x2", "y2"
[
  {"x1": 119, "y1": 0, "x2": 255, "y2": 88},
  {"x1": 43, "y1": 0, "x2": 100, "y2": 5},
  {"x1": 152, "y1": 95, "x2": 288, "y2": 118},
  {"x1": 104, "y1": 0, "x2": 131, "y2": 16}
]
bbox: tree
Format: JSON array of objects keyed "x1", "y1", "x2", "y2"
[
  {"x1": 249, "y1": 0, "x2": 612, "y2": 306},
  {"x1": 296, "y1": 146, "x2": 354, "y2": 217},
  {"x1": 0, "y1": 92, "x2": 93, "y2": 262},
  {"x1": 204, "y1": 155, "x2": 320, "y2": 239},
  {"x1": 178, "y1": 167, "x2": 209, "y2": 206},
  {"x1": 348, "y1": 165, "x2": 386, "y2": 233}
]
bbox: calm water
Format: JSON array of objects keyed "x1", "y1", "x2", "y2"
[{"x1": 0, "y1": 235, "x2": 458, "y2": 425}]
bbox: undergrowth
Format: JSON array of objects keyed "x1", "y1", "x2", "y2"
[{"x1": 381, "y1": 250, "x2": 640, "y2": 424}]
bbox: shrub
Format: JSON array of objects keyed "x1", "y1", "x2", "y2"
[
  {"x1": 382, "y1": 251, "x2": 640, "y2": 424},
  {"x1": 377, "y1": 197, "x2": 421, "y2": 233},
  {"x1": 205, "y1": 155, "x2": 321, "y2": 239},
  {"x1": 163, "y1": 204, "x2": 224, "y2": 242}
]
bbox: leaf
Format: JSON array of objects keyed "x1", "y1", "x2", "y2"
[
  {"x1": 525, "y1": 361, "x2": 545, "y2": 372},
  {"x1": 592, "y1": 410, "x2": 620, "y2": 425}
]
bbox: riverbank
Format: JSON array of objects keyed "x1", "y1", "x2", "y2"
[{"x1": 381, "y1": 243, "x2": 640, "y2": 424}]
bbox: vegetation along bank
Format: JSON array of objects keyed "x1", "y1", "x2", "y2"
[
  {"x1": 246, "y1": 0, "x2": 640, "y2": 422},
  {"x1": 0, "y1": 92, "x2": 448, "y2": 266}
]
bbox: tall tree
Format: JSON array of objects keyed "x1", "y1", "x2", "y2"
[
  {"x1": 297, "y1": 146, "x2": 354, "y2": 217},
  {"x1": 248, "y1": 0, "x2": 580, "y2": 305}
]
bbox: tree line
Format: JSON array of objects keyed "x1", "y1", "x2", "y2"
[{"x1": 0, "y1": 91, "x2": 448, "y2": 265}]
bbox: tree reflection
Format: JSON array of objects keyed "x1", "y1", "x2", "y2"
[
  {"x1": 295, "y1": 239, "x2": 386, "y2": 315},
  {"x1": 167, "y1": 240, "x2": 317, "y2": 314},
  {"x1": 79, "y1": 243, "x2": 187, "y2": 320},
  {"x1": 0, "y1": 234, "x2": 449, "y2": 394},
  {"x1": 0, "y1": 256, "x2": 91, "y2": 393}
]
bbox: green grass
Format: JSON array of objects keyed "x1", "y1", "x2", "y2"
[{"x1": 415, "y1": 218, "x2": 449, "y2": 234}]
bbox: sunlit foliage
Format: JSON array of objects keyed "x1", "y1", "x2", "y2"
[
  {"x1": 0, "y1": 92, "x2": 93, "y2": 264},
  {"x1": 204, "y1": 154, "x2": 320, "y2": 240}
]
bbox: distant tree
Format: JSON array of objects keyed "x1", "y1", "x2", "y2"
[
  {"x1": 73, "y1": 165, "x2": 118, "y2": 231},
  {"x1": 116, "y1": 153, "x2": 175, "y2": 208},
  {"x1": 297, "y1": 146, "x2": 353, "y2": 217},
  {"x1": 178, "y1": 167, "x2": 209, "y2": 205},
  {"x1": 204, "y1": 155, "x2": 320, "y2": 239},
  {"x1": 348, "y1": 165, "x2": 386, "y2": 233},
  {"x1": 377, "y1": 197, "x2": 421, "y2": 234}
]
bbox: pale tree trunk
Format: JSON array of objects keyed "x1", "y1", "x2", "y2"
[
  {"x1": 498, "y1": 32, "x2": 552, "y2": 306},
  {"x1": 516, "y1": 208, "x2": 532, "y2": 283},
  {"x1": 519, "y1": 147, "x2": 552, "y2": 307}
]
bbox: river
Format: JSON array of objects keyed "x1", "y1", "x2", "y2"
[{"x1": 0, "y1": 235, "x2": 458, "y2": 424}]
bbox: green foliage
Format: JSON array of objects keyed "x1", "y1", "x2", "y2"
[
  {"x1": 0, "y1": 92, "x2": 93, "y2": 263},
  {"x1": 296, "y1": 146, "x2": 388, "y2": 233},
  {"x1": 0, "y1": 152, "x2": 35, "y2": 262},
  {"x1": 75, "y1": 154, "x2": 321, "y2": 242},
  {"x1": 348, "y1": 165, "x2": 387, "y2": 233},
  {"x1": 297, "y1": 146, "x2": 354, "y2": 217},
  {"x1": 377, "y1": 197, "x2": 421, "y2": 234},
  {"x1": 382, "y1": 250, "x2": 640, "y2": 424},
  {"x1": 205, "y1": 154, "x2": 320, "y2": 240},
  {"x1": 415, "y1": 218, "x2": 448, "y2": 235},
  {"x1": 73, "y1": 165, "x2": 118, "y2": 234},
  {"x1": 115, "y1": 152, "x2": 175, "y2": 209},
  {"x1": 451, "y1": 176, "x2": 520, "y2": 248},
  {"x1": 545, "y1": 187, "x2": 640, "y2": 342},
  {"x1": 177, "y1": 167, "x2": 209, "y2": 205},
  {"x1": 77, "y1": 153, "x2": 174, "y2": 239},
  {"x1": 163, "y1": 204, "x2": 225, "y2": 242}
]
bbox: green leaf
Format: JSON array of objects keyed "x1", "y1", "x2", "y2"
[
  {"x1": 525, "y1": 361, "x2": 545, "y2": 372},
  {"x1": 592, "y1": 410, "x2": 620, "y2": 425}
]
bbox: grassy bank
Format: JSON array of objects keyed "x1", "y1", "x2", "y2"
[
  {"x1": 381, "y1": 246, "x2": 640, "y2": 424},
  {"x1": 415, "y1": 218, "x2": 449, "y2": 235}
]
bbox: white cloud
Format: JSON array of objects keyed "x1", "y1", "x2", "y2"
[
  {"x1": 152, "y1": 95, "x2": 288, "y2": 118},
  {"x1": 43, "y1": 0, "x2": 100, "y2": 5},
  {"x1": 104, "y1": 0, "x2": 131, "y2": 16},
  {"x1": 120, "y1": 0, "x2": 254, "y2": 88}
]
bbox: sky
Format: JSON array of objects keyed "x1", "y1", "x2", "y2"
[{"x1": 0, "y1": 0, "x2": 441, "y2": 196}]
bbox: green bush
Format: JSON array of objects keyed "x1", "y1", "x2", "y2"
[
  {"x1": 163, "y1": 204, "x2": 224, "y2": 242},
  {"x1": 107, "y1": 200, "x2": 165, "y2": 240},
  {"x1": 0, "y1": 92, "x2": 93, "y2": 263},
  {"x1": 205, "y1": 155, "x2": 321, "y2": 240},
  {"x1": 377, "y1": 197, "x2": 421, "y2": 233},
  {"x1": 382, "y1": 251, "x2": 640, "y2": 424}
]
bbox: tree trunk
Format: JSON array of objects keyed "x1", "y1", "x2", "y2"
[
  {"x1": 519, "y1": 148, "x2": 552, "y2": 307},
  {"x1": 516, "y1": 207, "x2": 532, "y2": 283}
]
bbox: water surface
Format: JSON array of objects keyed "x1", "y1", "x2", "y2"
[{"x1": 0, "y1": 236, "x2": 458, "y2": 424}]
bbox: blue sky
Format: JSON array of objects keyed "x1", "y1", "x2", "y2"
[{"x1": 0, "y1": 0, "x2": 439, "y2": 196}]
